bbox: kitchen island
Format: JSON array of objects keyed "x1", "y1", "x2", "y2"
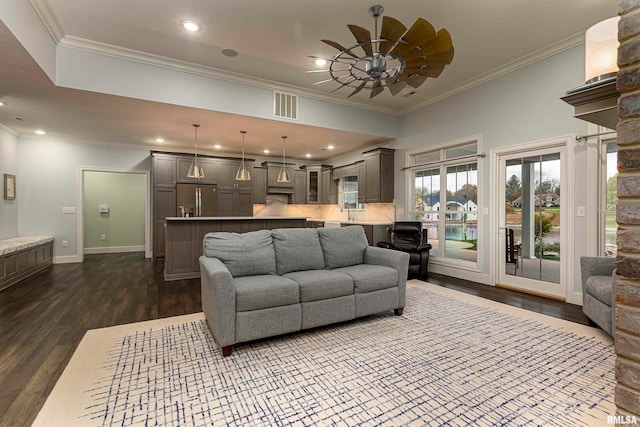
[{"x1": 163, "y1": 216, "x2": 308, "y2": 281}]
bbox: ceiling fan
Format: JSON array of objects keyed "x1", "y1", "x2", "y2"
[{"x1": 309, "y1": 4, "x2": 454, "y2": 99}]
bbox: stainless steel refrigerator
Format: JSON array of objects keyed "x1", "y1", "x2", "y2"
[{"x1": 176, "y1": 183, "x2": 218, "y2": 217}]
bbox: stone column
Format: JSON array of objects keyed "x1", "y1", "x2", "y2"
[{"x1": 615, "y1": 0, "x2": 640, "y2": 418}]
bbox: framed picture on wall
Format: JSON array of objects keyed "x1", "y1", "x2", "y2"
[{"x1": 4, "y1": 174, "x2": 15, "y2": 200}]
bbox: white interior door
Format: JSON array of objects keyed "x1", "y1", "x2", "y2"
[{"x1": 496, "y1": 143, "x2": 570, "y2": 300}]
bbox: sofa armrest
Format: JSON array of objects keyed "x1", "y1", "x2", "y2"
[
  {"x1": 364, "y1": 246, "x2": 410, "y2": 307},
  {"x1": 580, "y1": 256, "x2": 616, "y2": 288},
  {"x1": 199, "y1": 256, "x2": 236, "y2": 348}
]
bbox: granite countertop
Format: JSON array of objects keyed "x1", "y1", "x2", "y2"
[
  {"x1": 166, "y1": 216, "x2": 309, "y2": 221},
  {"x1": 0, "y1": 236, "x2": 54, "y2": 256}
]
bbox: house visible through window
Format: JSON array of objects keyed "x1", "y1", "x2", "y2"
[{"x1": 411, "y1": 142, "x2": 478, "y2": 264}]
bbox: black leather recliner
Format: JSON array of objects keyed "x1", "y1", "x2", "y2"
[{"x1": 377, "y1": 221, "x2": 432, "y2": 279}]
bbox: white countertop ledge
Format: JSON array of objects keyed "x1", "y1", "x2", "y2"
[{"x1": 0, "y1": 236, "x2": 54, "y2": 256}]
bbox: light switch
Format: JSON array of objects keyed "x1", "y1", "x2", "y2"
[
  {"x1": 577, "y1": 206, "x2": 586, "y2": 217},
  {"x1": 99, "y1": 204, "x2": 109, "y2": 213}
]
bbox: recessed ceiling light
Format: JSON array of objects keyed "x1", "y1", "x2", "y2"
[
  {"x1": 0, "y1": 101, "x2": 5, "y2": 106},
  {"x1": 263, "y1": 149, "x2": 270, "y2": 154},
  {"x1": 314, "y1": 58, "x2": 327, "y2": 67},
  {"x1": 181, "y1": 20, "x2": 201, "y2": 32},
  {"x1": 213, "y1": 144, "x2": 222, "y2": 149},
  {"x1": 222, "y1": 48, "x2": 238, "y2": 57},
  {"x1": 155, "y1": 137, "x2": 165, "y2": 143},
  {"x1": 305, "y1": 153, "x2": 312, "y2": 158},
  {"x1": 327, "y1": 145, "x2": 335, "y2": 150},
  {"x1": 34, "y1": 129, "x2": 46, "y2": 135}
]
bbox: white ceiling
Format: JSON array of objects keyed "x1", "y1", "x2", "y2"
[{"x1": 0, "y1": 0, "x2": 617, "y2": 160}]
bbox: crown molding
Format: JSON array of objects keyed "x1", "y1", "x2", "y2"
[
  {"x1": 58, "y1": 35, "x2": 403, "y2": 116},
  {"x1": 28, "y1": 1, "x2": 586, "y2": 119},
  {"x1": 0, "y1": 123, "x2": 19, "y2": 137},
  {"x1": 30, "y1": 0, "x2": 64, "y2": 43},
  {"x1": 400, "y1": 32, "x2": 585, "y2": 115}
]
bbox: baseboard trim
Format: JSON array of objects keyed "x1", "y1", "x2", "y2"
[
  {"x1": 84, "y1": 246, "x2": 145, "y2": 255},
  {"x1": 53, "y1": 255, "x2": 82, "y2": 264}
]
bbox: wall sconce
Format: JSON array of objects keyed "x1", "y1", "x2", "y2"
[{"x1": 585, "y1": 16, "x2": 620, "y2": 84}]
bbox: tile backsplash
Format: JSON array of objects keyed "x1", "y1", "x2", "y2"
[{"x1": 253, "y1": 201, "x2": 396, "y2": 224}]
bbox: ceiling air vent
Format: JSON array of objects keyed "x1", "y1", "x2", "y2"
[{"x1": 274, "y1": 92, "x2": 298, "y2": 120}]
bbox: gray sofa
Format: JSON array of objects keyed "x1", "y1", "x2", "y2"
[
  {"x1": 580, "y1": 256, "x2": 616, "y2": 336},
  {"x1": 199, "y1": 226, "x2": 410, "y2": 356}
]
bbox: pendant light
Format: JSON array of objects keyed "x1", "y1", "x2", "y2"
[
  {"x1": 235, "y1": 130, "x2": 251, "y2": 181},
  {"x1": 187, "y1": 124, "x2": 205, "y2": 179},
  {"x1": 276, "y1": 136, "x2": 291, "y2": 183}
]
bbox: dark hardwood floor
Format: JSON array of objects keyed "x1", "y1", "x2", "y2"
[{"x1": 0, "y1": 253, "x2": 590, "y2": 427}]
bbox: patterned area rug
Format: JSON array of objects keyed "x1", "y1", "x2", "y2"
[{"x1": 33, "y1": 282, "x2": 615, "y2": 426}]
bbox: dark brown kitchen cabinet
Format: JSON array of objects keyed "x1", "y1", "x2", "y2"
[
  {"x1": 217, "y1": 160, "x2": 253, "y2": 190},
  {"x1": 153, "y1": 154, "x2": 177, "y2": 188},
  {"x1": 252, "y1": 168, "x2": 267, "y2": 204},
  {"x1": 362, "y1": 148, "x2": 394, "y2": 203},
  {"x1": 176, "y1": 157, "x2": 218, "y2": 184},
  {"x1": 292, "y1": 170, "x2": 307, "y2": 204},
  {"x1": 321, "y1": 168, "x2": 338, "y2": 204},
  {"x1": 218, "y1": 187, "x2": 253, "y2": 217},
  {"x1": 153, "y1": 187, "x2": 176, "y2": 258}
]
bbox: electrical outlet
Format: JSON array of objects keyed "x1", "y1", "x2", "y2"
[
  {"x1": 100, "y1": 234, "x2": 107, "y2": 241},
  {"x1": 62, "y1": 240, "x2": 68, "y2": 247}
]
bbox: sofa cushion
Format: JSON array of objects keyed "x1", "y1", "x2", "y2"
[
  {"x1": 283, "y1": 270, "x2": 354, "y2": 302},
  {"x1": 318, "y1": 226, "x2": 369, "y2": 269},
  {"x1": 333, "y1": 264, "x2": 398, "y2": 293},
  {"x1": 272, "y1": 228, "x2": 325, "y2": 275},
  {"x1": 203, "y1": 230, "x2": 276, "y2": 277},
  {"x1": 234, "y1": 275, "x2": 300, "y2": 312},
  {"x1": 585, "y1": 275, "x2": 613, "y2": 306}
]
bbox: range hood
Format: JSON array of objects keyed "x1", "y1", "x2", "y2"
[{"x1": 262, "y1": 161, "x2": 295, "y2": 194}]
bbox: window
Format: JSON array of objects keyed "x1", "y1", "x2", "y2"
[
  {"x1": 601, "y1": 138, "x2": 617, "y2": 256},
  {"x1": 410, "y1": 142, "x2": 479, "y2": 264},
  {"x1": 340, "y1": 176, "x2": 365, "y2": 210}
]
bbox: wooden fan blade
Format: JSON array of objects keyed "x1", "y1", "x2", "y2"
[
  {"x1": 387, "y1": 80, "x2": 406, "y2": 96},
  {"x1": 347, "y1": 81, "x2": 368, "y2": 98},
  {"x1": 394, "y1": 18, "x2": 436, "y2": 55},
  {"x1": 328, "y1": 77, "x2": 357, "y2": 93},
  {"x1": 406, "y1": 75, "x2": 428, "y2": 89},
  {"x1": 404, "y1": 64, "x2": 445, "y2": 78},
  {"x1": 379, "y1": 16, "x2": 407, "y2": 54},
  {"x1": 347, "y1": 24, "x2": 373, "y2": 56},
  {"x1": 421, "y1": 29, "x2": 454, "y2": 57},
  {"x1": 321, "y1": 39, "x2": 358, "y2": 58},
  {"x1": 370, "y1": 85, "x2": 385, "y2": 98},
  {"x1": 405, "y1": 49, "x2": 454, "y2": 67}
]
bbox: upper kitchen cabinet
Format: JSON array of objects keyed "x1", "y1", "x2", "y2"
[
  {"x1": 152, "y1": 153, "x2": 177, "y2": 188},
  {"x1": 252, "y1": 167, "x2": 267, "y2": 204},
  {"x1": 292, "y1": 170, "x2": 307, "y2": 204},
  {"x1": 176, "y1": 157, "x2": 218, "y2": 184},
  {"x1": 362, "y1": 148, "x2": 395, "y2": 203},
  {"x1": 218, "y1": 159, "x2": 254, "y2": 190},
  {"x1": 302, "y1": 165, "x2": 333, "y2": 204},
  {"x1": 321, "y1": 168, "x2": 338, "y2": 204}
]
